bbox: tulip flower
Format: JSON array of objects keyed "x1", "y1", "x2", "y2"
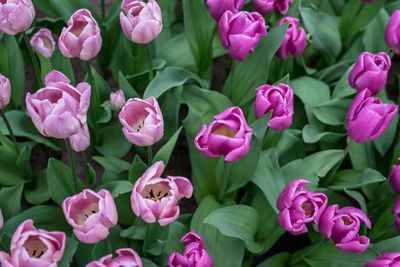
[
  {"x1": 62, "y1": 189, "x2": 118, "y2": 244},
  {"x1": 195, "y1": 106, "x2": 252, "y2": 162},
  {"x1": 110, "y1": 90, "x2": 126, "y2": 109},
  {"x1": 0, "y1": 220, "x2": 65, "y2": 267},
  {"x1": 348, "y1": 52, "x2": 391, "y2": 95},
  {"x1": 393, "y1": 197, "x2": 400, "y2": 231},
  {"x1": 131, "y1": 161, "x2": 193, "y2": 226},
  {"x1": 390, "y1": 158, "x2": 400, "y2": 193},
  {"x1": 120, "y1": 0, "x2": 163, "y2": 44},
  {"x1": 319, "y1": 205, "x2": 371, "y2": 253},
  {"x1": 119, "y1": 97, "x2": 164, "y2": 146},
  {"x1": 0, "y1": 0, "x2": 35, "y2": 35},
  {"x1": 276, "y1": 17, "x2": 307, "y2": 59},
  {"x1": 219, "y1": 10, "x2": 267, "y2": 61},
  {"x1": 0, "y1": 208, "x2": 3, "y2": 230},
  {"x1": 26, "y1": 70, "x2": 91, "y2": 139},
  {"x1": 346, "y1": 89, "x2": 398, "y2": 144},
  {"x1": 206, "y1": 0, "x2": 246, "y2": 21},
  {"x1": 59, "y1": 9, "x2": 102, "y2": 61},
  {"x1": 30, "y1": 28, "x2": 56, "y2": 58},
  {"x1": 69, "y1": 123, "x2": 90, "y2": 152},
  {"x1": 252, "y1": 0, "x2": 293, "y2": 15},
  {"x1": 0, "y1": 74, "x2": 11, "y2": 109},
  {"x1": 254, "y1": 83, "x2": 294, "y2": 130},
  {"x1": 365, "y1": 253, "x2": 400, "y2": 267},
  {"x1": 168, "y1": 232, "x2": 213, "y2": 267},
  {"x1": 385, "y1": 10, "x2": 400, "y2": 54},
  {"x1": 277, "y1": 179, "x2": 328, "y2": 235},
  {"x1": 87, "y1": 248, "x2": 142, "y2": 267}
]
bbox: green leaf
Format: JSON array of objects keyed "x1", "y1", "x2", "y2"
[
  {"x1": 332, "y1": 65, "x2": 355, "y2": 99},
  {"x1": 118, "y1": 71, "x2": 140, "y2": 99},
  {"x1": 153, "y1": 126, "x2": 182, "y2": 167},
  {"x1": 344, "y1": 189, "x2": 367, "y2": 213},
  {"x1": 291, "y1": 76, "x2": 330, "y2": 106},
  {"x1": 36, "y1": 51, "x2": 52, "y2": 79},
  {"x1": 51, "y1": 46, "x2": 75, "y2": 84},
  {"x1": 97, "y1": 181, "x2": 133, "y2": 198},
  {"x1": 24, "y1": 170, "x2": 51, "y2": 205},
  {"x1": 0, "y1": 145, "x2": 27, "y2": 185},
  {"x1": 96, "y1": 120, "x2": 132, "y2": 158},
  {"x1": 129, "y1": 155, "x2": 148, "y2": 184},
  {"x1": 302, "y1": 124, "x2": 345, "y2": 144},
  {"x1": 93, "y1": 156, "x2": 131, "y2": 174},
  {"x1": 257, "y1": 252, "x2": 290, "y2": 267},
  {"x1": 312, "y1": 98, "x2": 352, "y2": 126},
  {"x1": 157, "y1": 34, "x2": 195, "y2": 69},
  {"x1": 49, "y1": 0, "x2": 100, "y2": 23},
  {"x1": 58, "y1": 238, "x2": 78, "y2": 267},
  {"x1": 349, "y1": 141, "x2": 376, "y2": 169},
  {"x1": 0, "y1": 184, "x2": 23, "y2": 220},
  {"x1": 363, "y1": 8, "x2": 390, "y2": 54},
  {"x1": 32, "y1": 0, "x2": 60, "y2": 16},
  {"x1": 372, "y1": 236, "x2": 400, "y2": 254},
  {"x1": 328, "y1": 168, "x2": 385, "y2": 190},
  {"x1": 87, "y1": 163, "x2": 96, "y2": 188}
]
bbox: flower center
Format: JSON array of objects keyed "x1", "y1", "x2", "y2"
[
  {"x1": 141, "y1": 183, "x2": 171, "y2": 201},
  {"x1": 43, "y1": 38, "x2": 52, "y2": 50},
  {"x1": 70, "y1": 20, "x2": 88, "y2": 37},
  {"x1": 76, "y1": 202, "x2": 99, "y2": 225},
  {"x1": 24, "y1": 238, "x2": 48, "y2": 259},
  {"x1": 342, "y1": 217, "x2": 353, "y2": 226},
  {"x1": 301, "y1": 201, "x2": 314, "y2": 216},
  {"x1": 132, "y1": 116, "x2": 146, "y2": 133},
  {"x1": 213, "y1": 125, "x2": 238, "y2": 138}
]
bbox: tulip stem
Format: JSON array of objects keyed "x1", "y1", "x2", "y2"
[
  {"x1": 22, "y1": 32, "x2": 44, "y2": 89},
  {"x1": 317, "y1": 0, "x2": 323, "y2": 9},
  {"x1": 146, "y1": 43, "x2": 154, "y2": 81},
  {"x1": 147, "y1": 146, "x2": 153, "y2": 165},
  {"x1": 0, "y1": 109, "x2": 18, "y2": 152},
  {"x1": 104, "y1": 238, "x2": 111, "y2": 254},
  {"x1": 230, "y1": 60, "x2": 236, "y2": 98},
  {"x1": 343, "y1": 140, "x2": 354, "y2": 155},
  {"x1": 65, "y1": 138, "x2": 78, "y2": 193},
  {"x1": 390, "y1": 50, "x2": 396, "y2": 59},
  {"x1": 219, "y1": 161, "x2": 230, "y2": 202},
  {"x1": 100, "y1": 0, "x2": 105, "y2": 21}
]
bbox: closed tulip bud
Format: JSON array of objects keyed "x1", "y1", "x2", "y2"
[
  {"x1": 385, "y1": 10, "x2": 400, "y2": 55},
  {"x1": 276, "y1": 17, "x2": 307, "y2": 59},
  {"x1": 26, "y1": 70, "x2": 91, "y2": 139},
  {"x1": 390, "y1": 158, "x2": 400, "y2": 193},
  {"x1": 119, "y1": 97, "x2": 164, "y2": 146},
  {"x1": 319, "y1": 205, "x2": 371, "y2": 253},
  {"x1": 348, "y1": 52, "x2": 391, "y2": 95},
  {"x1": 254, "y1": 83, "x2": 294, "y2": 130},
  {"x1": 30, "y1": 28, "x2": 56, "y2": 58},
  {"x1": 219, "y1": 10, "x2": 267, "y2": 61},
  {"x1": 87, "y1": 248, "x2": 142, "y2": 267},
  {"x1": 110, "y1": 90, "x2": 126, "y2": 109},
  {"x1": 131, "y1": 161, "x2": 193, "y2": 226},
  {"x1": 206, "y1": 0, "x2": 246, "y2": 21},
  {"x1": 195, "y1": 107, "x2": 252, "y2": 162},
  {"x1": 0, "y1": 208, "x2": 3, "y2": 230},
  {"x1": 168, "y1": 232, "x2": 213, "y2": 267},
  {"x1": 62, "y1": 189, "x2": 118, "y2": 244},
  {"x1": 277, "y1": 179, "x2": 328, "y2": 235},
  {"x1": 252, "y1": 0, "x2": 293, "y2": 15},
  {"x1": 0, "y1": 74, "x2": 11, "y2": 109},
  {"x1": 59, "y1": 9, "x2": 102, "y2": 61},
  {"x1": 69, "y1": 123, "x2": 90, "y2": 152},
  {"x1": 120, "y1": 0, "x2": 162, "y2": 44},
  {"x1": 0, "y1": 220, "x2": 65, "y2": 267},
  {"x1": 365, "y1": 253, "x2": 400, "y2": 267},
  {"x1": 393, "y1": 197, "x2": 400, "y2": 231},
  {"x1": 346, "y1": 89, "x2": 398, "y2": 144},
  {"x1": 0, "y1": 0, "x2": 35, "y2": 35}
]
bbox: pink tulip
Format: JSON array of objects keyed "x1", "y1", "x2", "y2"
[
  {"x1": 277, "y1": 179, "x2": 328, "y2": 235},
  {"x1": 0, "y1": 0, "x2": 35, "y2": 35},
  {"x1": 385, "y1": 10, "x2": 400, "y2": 55},
  {"x1": 194, "y1": 106, "x2": 252, "y2": 162},
  {"x1": 168, "y1": 232, "x2": 213, "y2": 267},
  {"x1": 390, "y1": 158, "x2": 400, "y2": 193},
  {"x1": 120, "y1": 0, "x2": 163, "y2": 44},
  {"x1": 206, "y1": 0, "x2": 246, "y2": 21},
  {"x1": 276, "y1": 17, "x2": 307, "y2": 59},
  {"x1": 110, "y1": 90, "x2": 126, "y2": 109},
  {"x1": 393, "y1": 197, "x2": 400, "y2": 231},
  {"x1": 346, "y1": 89, "x2": 398, "y2": 144},
  {"x1": 119, "y1": 97, "x2": 164, "y2": 146},
  {"x1": 69, "y1": 123, "x2": 90, "y2": 152},
  {"x1": 365, "y1": 253, "x2": 400, "y2": 267},
  {"x1": 62, "y1": 189, "x2": 118, "y2": 244},
  {"x1": 254, "y1": 83, "x2": 294, "y2": 130},
  {"x1": 59, "y1": 9, "x2": 102, "y2": 61},
  {"x1": 0, "y1": 208, "x2": 3, "y2": 230},
  {"x1": 319, "y1": 205, "x2": 371, "y2": 253},
  {"x1": 131, "y1": 161, "x2": 193, "y2": 226},
  {"x1": 0, "y1": 73, "x2": 11, "y2": 109},
  {"x1": 219, "y1": 10, "x2": 267, "y2": 61},
  {"x1": 30, "y1": 28, "x2": 56, "y2": 58},
  {"x1": 26, "y1": 70, "x2": 91, "y2": 139},
  {"x1": 87, "y1": 248, "x2": 142, "y2": 267},
  {"x1": 0, "y1": 220, "x2": 65, "y2": 267},
  {"x1": 348, "y1": 52, "x2": 391, "y2": 95},
  {"x1": 252, "y1": 0, "x2": 293, "y2": 15}
]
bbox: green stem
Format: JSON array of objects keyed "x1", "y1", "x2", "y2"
[
  {"x1": 100, "y1": 0, "x2": 105, "y2": 21},
  {"x1": 0, "y1": 109, "x2": 18, "y2": 152},
  {"x1": 317, "y1": 0, "x2": 323, "y2": 9},
  {"x1": 390, "y1": 50, "x2": 396, "y2": 59},
  {"x1": 230, "y1": 60, "x2": 235, "y2": 97},
  {"x1": 65, "y1": 139, "x2": 78, "y2": 193},
  {"x1": 343, "y1": 140, "x2": 354, "y2": 155},
  {"x1": 81, "y1": 151, "x2": 90, "y2": 185},
  {"x1": 147, "y1": 146, "x2": 153, "y2": 165},
  {"x1": 22, "y1": 32, "x2": 44, "y2": 88},
  {"x1": 85, "y1": 61, "x2": 99, "y2": 128},
  {"x1": 219, "y1": 161, "x2": 230, "y2": 202},
  {"x1": 146, "y1": 43, "x2": 154, "y2": 81},
  {"x1": 104, "y1": 238, "x2": 112, "y2": 253}
]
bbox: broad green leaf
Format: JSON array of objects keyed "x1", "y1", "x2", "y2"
[
  {"x1": 257, "y1": 252, "x2": 290, "y2": 267},
  {"x1": 302, "y1": 124, "x2": 345, "y2": 144},
  {"x1": 118, "y1": 71, "x2": 140, "y2": 99},
  {"x1": 36, "y1": 51, "x2": 52, "y2": 79},
  {"x1": 332, "y1": 65, "x2": 355, "y2": 99},
  {"x1": 0, "y1": 145, "x2": 27, "y2": 185},
  {"x1": 157, "y1": 34, "x2": 195, "y2": 69},
  {"x1": 328, "y1": 168, "x2": 386, "y2": 190},
  {"x1": 349, "y1": 140, "x2": 376, "y2": 169},
  {"x1": 51, "y1": 46, "x2": 75, "y2": 84},
  {"x1": 344, "y1": 189, "x2": 367, "y2": 213},
  {"x1": 129, "y1": 155, "x2": 148, "y2": 184},
  {"x1": 363, "y1": 9, "x2": 390, "y2": 54},
  {"x1": 159, "y1": 86, "x2": 183, "y2": 141},
  {"x1": 32, "y1": 0, "x2": 60, "y2": 16},
  {"x1": 153, "y1": 126, "x2": 183, "y2": 167},
  {"x1": 58, "y1": 238, "x2": 78, "y2": 267},
  {"x1": 96, "y1": 120, "x2": 132, "y2": 158},
  {"x1": 49, "y1": 0, "x2": 100, "y2": 23},
  {"x1": 0, "y1": 184, "x2": 23, "y2": 219},
  {"x1": 372, "y1": 236, "x2": 400, "y2": 254},
  {"x1": 312, "y1": 98, "x2": 352, "y2": 126},
  {"x1": 93, "y1": 156, "x2": 131, "y2": 174},
  {"x1": 290, "y1": 76, "x2": 330, "y2": 106},
  {"x1": 24, "y1": 170, "x2": 51, "y2": 205},
  {"x1": 97, "y1": 181, "x2": 133, "y2": 198}
]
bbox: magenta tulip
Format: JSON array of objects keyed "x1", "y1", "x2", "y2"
[
  {"x1": 219, "y1": 10, "x2": 267, "y2": 61},
  {"x1": 319, "y1": 205, "x2": 371, "y2": 253},
  {"x1": 0, "y1": 74, "x2": 11, "y2": 109},
  {"x1": 168, "y1": 232, "x2": 213, "y2": 267},
  {"x1": 131, "y1": 161, "x2": 193, "y2": 226},
  {"x1": 252, "y1": 0, "x2": 293, "y2": 15},
  {"x1": 110, "y1": 90, "x2": 126, "y2": 109},
  {"x1": 0, "y1": 0, "x2": 35, "y2": 35},
  {"x1": 348, "y1": 52, "x2": 391, "y2": 95},
  {"x1": 119, "y1": 97, "x2": 164, "y2": 146},
  {"x1": 59, "y1": 9, "x2": 102, "y2": 61},
  {"x1": 30, "y1": 28, "x2": 56, "y2": 58},
  {"x1": 69, "y1": 123, "x2": 90, "y2": 152},
  {"x1": 0, "y1": 220, "x2": 65, "y2": 267},
  {"x1": 393, "y1": 197, "x2": 400, "y2": 231},
  {"x1": 120, "y1": 0, "x2": 163, "y2": 44},
  {"x1": 26, "y1": 70, "x2": 91, "y2": 139},
  {"x1": 346, "y1": 89, "x2": 398, "y2": 144},
  {"x1": 276, "y1": 17, "x2": 307, "y2": 59},
  {"x1": 62, "y1": 189, "x2": 118, "y2": 244},
  {"x1": 254, "y1": 83, "x2": 294, "y2": 130},
  {"x1": 87, "y1": 248, "x2": 142, "y2": 267},
  {"x1": 385, "y1": 10, "x2": 400, "y2": 54},
  {"x1": 365, "y1": 253, "x2": 400, "y2": 267},
  {"x1": 206, "y1": 0, "x2": 246, "y2": 21},
  {"x1": 195, "y1": 106, "x2": 252, "y2": 162},
  {"x1": 277, "y1": 179, "x2": 328, "y2": 235},
  {"x1": 390, "y1": 158, "x2": 400, "y2": 193}
]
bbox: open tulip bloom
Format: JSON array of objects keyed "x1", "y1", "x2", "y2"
[{"x1": 87, "y1": 248, "x2": 142, "y2": 267}]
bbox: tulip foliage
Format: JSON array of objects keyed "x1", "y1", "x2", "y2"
[{"x1": 0, "y1": 0, "x2": 400, "y2": 266}]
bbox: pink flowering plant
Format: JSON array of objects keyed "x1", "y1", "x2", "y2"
[{"x1": 0, "y1": 0, "x2": 400, "y2": 266}]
